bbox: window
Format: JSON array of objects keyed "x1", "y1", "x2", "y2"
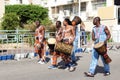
[
  {"x1": 63, "y1": 5, "x2": 73, "y2": 12},
  {"x1": 19, "y1": 0, "x2": 22, "y2": 4},
  {"x1": 81, "y1": 2, "x2": 86, "y2": 11},
  {"x1": 92, "y1": 0, "x2": 106, "y2": 10},
  {"x1": 51, "y1": 7, "x2": 59, "y2": 14}
]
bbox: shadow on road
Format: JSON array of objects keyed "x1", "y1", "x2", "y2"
[
  {"x1": 95, "y1": 65, "x2": 104, "y2": 75},
  {"x1": 76, "y1": 56, "x2": 83, "y2": 62},
  {"x1": 57, "y1": 55, "x2": 83, "y2": 69},
  {"x1": 46, "y1": 57, "x2": 50, "y2": 63}
]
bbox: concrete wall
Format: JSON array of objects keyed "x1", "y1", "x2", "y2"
[{"x1": 84, "y1": 19, "x2": 117, "y2": 32}]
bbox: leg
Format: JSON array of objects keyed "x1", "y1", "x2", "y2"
[
  {"x1": 89, "y1": 48, "x2": 99, "y2": 74},
  {"x1": 38, "y1": 50, "x2": 42, "y2": 59},
  {"x1": 84, "y1": 48, "x2": 99, "y2": 77},
  {"x1": 41, "y1": 41, "x2": 47, "y2": 61},
  {"x1": 83, "y1": 31, "x2": 87, "y2": 45},
  {"x1": 71, "y1": 40, "x2": 77, "y2": 63},
  {"x1": 51, "y1": 51, "x2": 60, "y2": 66},
  {"x1": 39, "y1": 42, "x2": 46, "y2": 64},
  {"x1": 101, "y1": 55, "x2": 110, "y2": 74},
  {"x1": 48, "y1": 51, "x2": 58, "y2": 69}
]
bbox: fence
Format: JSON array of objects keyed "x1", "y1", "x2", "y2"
[
  {"x1": 0, "y1": 29, "x2": 119, "y2": 61},
  {"x1": 0, "y1": 30, "x2": 60, "y2": 60}
]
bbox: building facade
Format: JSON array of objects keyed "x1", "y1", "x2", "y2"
[
  {"x1": 46, "y1": 0, "x2": 118, "y2": 31},
  {"x1": 3, "y1": 0, "x2": 120, "y2": 32}
]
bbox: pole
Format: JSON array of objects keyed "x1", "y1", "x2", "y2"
[
  {"x1": 78, "y1": 0, "x2": 81, "y2": 48},
  {"x1": 78, "y1": 0, "x2": 81, "y2": 17}
]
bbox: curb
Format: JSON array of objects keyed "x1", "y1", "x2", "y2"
[{"x1": 0, "y1": 53, "x2": 37, "y2": 61}]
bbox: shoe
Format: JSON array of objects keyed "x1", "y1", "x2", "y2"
[
  {"x1": 64, "y1": 67, "x2": 70, "y2": 71},
  {"x1": 40, "y1": 61, "x2": 45, "y2": 64},
  {"x1": 69, "y1": 66, "x2": 76, "y2": 72},
  {"x1": 48, "y1": 65, "x2": 57, "y2": 69},
  {"x1": 84, "y1": 72, "x2": 94, "y2": 77},
  {"x1": 38, "y1": 60, "x2": 42, "y2": 64},
  {"x1": 38, "y1": 60, "x2": 45, "y2": 64},
  {"x1": 104, "y1": 72, "x2": 110, "y2": 76}
]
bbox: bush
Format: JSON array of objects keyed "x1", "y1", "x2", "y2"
[
  {"x1": 41, "y1": 17, "x2": 52, "y2": 27},
  {"x1": 5, "y1": 5, "x2": 49, "y2": 25},
  {"x1": 48, "y1": 24, "x2": 56, "y2": 32},
  {"x1": 1, "y1": 13, "x2": 20, "y2": 30},
  {"x1": 23, "y1": 23, "x2": 36, "y2": 31}
]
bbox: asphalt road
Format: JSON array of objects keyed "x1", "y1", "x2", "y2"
[{"x1": 0, "y1": 50, "x2": 120, "y2": 80}]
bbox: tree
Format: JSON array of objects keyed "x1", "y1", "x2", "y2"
[
  {"x1": 1, "y1": 13, "x2": 20, "y2": 30},
  {"x1": 5, "y1": 5, "x2": 49, "y2": 24},
  {"x1": 2, "y1": 5, "x2": 52, "y2": 30}
]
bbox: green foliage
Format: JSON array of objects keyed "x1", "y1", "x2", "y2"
[
  {"x1": 1, "y1": 13, "x2": 20, "y2": 30},
  {"x1": 41, "y1": 17, "x2": 52, "y2": 28},
  {"x1": 23, "y1": 23, "x2": 36, "y2": 31},
  {"x1": 86, "y1": 32, "x2": 91, "y2": 41},
  {"x1": 1, "y1": 5, "x2": 53, "y2": 31},
  {"x1": 108, "y1": 38, "x2": 113, "y2": 43},
  {"x1": 5, "y1": 5, "x2": 49, "y2": 24}
]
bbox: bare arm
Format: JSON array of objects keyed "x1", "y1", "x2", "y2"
[
  {"x1": 104, "y1": 26, "x2": 111, "y2": 43},
  {"x1": 71, "y1": 27, "x2": 75, "y2": 40},
  {"x1": 92, "y1": 30, "x2": 96, "y2": 41},
  {"x1": 39, "y1": 26, "x2": 45, "y2": 41},
  {"x1": 69, "y1": 26, "x2": 75, "y2": 44},
  {"x1": 56, "y1": 28, "x2": 63, "y2": 42}
]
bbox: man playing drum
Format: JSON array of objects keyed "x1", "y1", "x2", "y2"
[
  {"x1": 34, "y1": 21, "x2": 46, "y2": 64},
  {"x1": 84, "y1": 17, "x2": 111, "y2": 77},
  {"x1": 48, "y1": 21, "x2": 63, "y2": 69}
]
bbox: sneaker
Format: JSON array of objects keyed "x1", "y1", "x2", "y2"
[
  {"x1": 48, "y1": 65, "x2": 57, "y2": 69},
  {"x1": 40, "y1": 61, "x2": 45, "y2": 64},
  {"x1": 69, "y1": 66, "x2": 76, "y2": 72},
  {"x1": 104, "y1": 72, "x2": 110, "y2": 76},
  {"x1": 38, "y1": 60, "x2": 42, "y2": 64},
  {"x1": 84, "y1": 72, "x2": 94, "y2": 77},
  {"x1": 38, "y1": 60, "x2": 45, "y2": 64},
  {"x1": 64, "y1": 67, "x2": 70, "y2": 71}
]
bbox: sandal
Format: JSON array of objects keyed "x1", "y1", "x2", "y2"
[{"x1": 84, "y1": 72, "x2": 94, "y2": 77}]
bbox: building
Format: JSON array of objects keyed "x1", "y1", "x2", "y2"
[
  {"x1": 0, "y1": 0, "x2": 5, "y2": 21},
  {"x1": 46, "y1": 0, "x2": 118, "y2": 31},
  {"x1": 46, "y1": 0, "x2": 120, "y2": 42}
]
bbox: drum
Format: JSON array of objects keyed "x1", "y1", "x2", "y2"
[
  {"x1": 54, "y1": 42, "x2": 73, "y2": 55},
  {"x1": 47, "y1": 38, "x2": 56, "y2": 51},
  {"x1": 94, "y1": 42, "x2": 112, "y2": 64},
  {"x1": 72, "y1": 16, "x2": 82, "y2": 25},
  {"x1": 94, "y1": 42, "x2": 107, "y2": 54}
]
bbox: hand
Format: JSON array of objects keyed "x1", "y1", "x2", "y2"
[{"x1": 104, "y1": 40, "x2": 107, "y2": 44}]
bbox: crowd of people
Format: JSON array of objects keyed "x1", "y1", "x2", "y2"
[{"x1": 34, "y1": 16, "x2": 111, "y2": 77}]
